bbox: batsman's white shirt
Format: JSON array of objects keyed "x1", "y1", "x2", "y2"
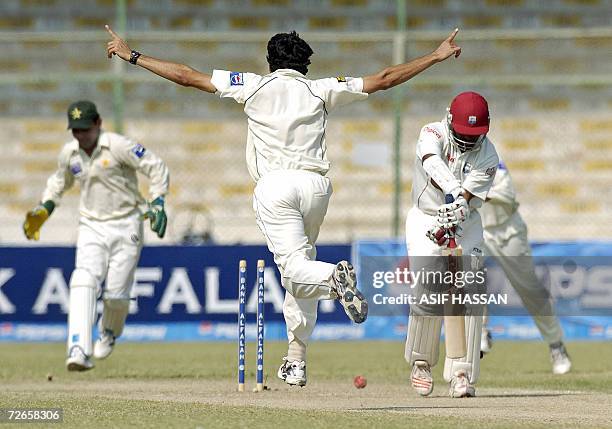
[
  {"x1": 211, "y1": 68, "x2": 367, "y2": 182},
  {"x1": 212, "y1": 68, "x2": 368, "y2": 353},
  {"x1": 43, "y1": 131, "x2": 169, "y2": 221},
  {"x1": 411, "y1": 120, "x2": 499, "y2": 217},
  {"x1": 407, "y1": 120, "x2": 499, "y2": 256}
]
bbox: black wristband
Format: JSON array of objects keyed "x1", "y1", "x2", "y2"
[{"x1": 129, "y1": 50, "x2": 141, "y2": 65}]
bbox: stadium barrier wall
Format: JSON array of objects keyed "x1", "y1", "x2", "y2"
[{"x1": 0, "y1": 243, "x2": 610, "y2": 341}]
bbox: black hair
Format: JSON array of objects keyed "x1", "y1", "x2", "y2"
[{"x1": 266, "y1": 31, "x2": 313, "y2": 75}]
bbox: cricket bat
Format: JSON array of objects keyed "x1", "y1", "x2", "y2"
[{"x1": 442, "y1": 194, "x2": 467, "y2": 359}]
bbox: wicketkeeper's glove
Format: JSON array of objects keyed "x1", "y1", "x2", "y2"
[
  {"x1": 23, "y1": 200, "x2": 55, "y2": 241},
  {"x1": 145, "y1": 196, "x2": 167, "y2": 239},
  {"x1": 436, "y1": 195, "x2": 469, "y2": 229}
]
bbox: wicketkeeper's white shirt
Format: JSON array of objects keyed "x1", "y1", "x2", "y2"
[
  {"x1": 211, "y1": 68, "x2": 368, "y2": 182},
  {"x1": 42, "y1": 131, "x2": 169, "y2": 221}
]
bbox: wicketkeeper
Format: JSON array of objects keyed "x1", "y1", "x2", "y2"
[
  {"x1": 23, "y1": 100, "x2": 169, "y2": 371},
  {"x1": 480, "y1": 157, "x2": 571, "y2": 374},
  {"x1": 405, "y1": 92, "x2": 498, "y2": 397}
]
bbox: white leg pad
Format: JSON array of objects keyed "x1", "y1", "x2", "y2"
[
  {"x1": 405, "y1": 315, "x2": 442, "y2": 367},
  {"x1": 67, "y1": 269, "x2": 98, "y2": 357},
  {"x1": 99, "y1": 299, "x2": 130, "y2": 338},
  {"x1": 443, "y1": 311, "x2": 483, "y2": 383}
]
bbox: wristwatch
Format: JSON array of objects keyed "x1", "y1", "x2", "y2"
[{"x1": 129, "y1": 50, "x2": 141, "y2": 65}]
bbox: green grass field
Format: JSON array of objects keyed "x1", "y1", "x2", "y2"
[{"x1": 1, "y1": 341, "x2": 611, "y2": 428}]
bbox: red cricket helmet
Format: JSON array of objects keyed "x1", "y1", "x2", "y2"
[{"x1": 447, "y1": 91, "x2": 490, "y2": 152}]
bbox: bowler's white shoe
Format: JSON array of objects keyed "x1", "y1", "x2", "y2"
[
  {"x1": 411, "y1": 360, "x2": 434, "y2": 396},
  {"x1": 66, "y1": 346, "x2": 94, "y2": 372},
  {"x1": 277, "y1": 357, "x2": 307, "y2": 387},
  {"x1": 449, "y1": 370, "x2": 475, "y2": 398},
  {"x1": 550, "y1": 342, "x2": 571, "y2": 375},
  {"x1": 332, "y1": 261, "x2": 368, "y2": 324},
  {"x1": 94, "y1": 330, "x2": 116, "y2": 360},
  {"x1": 481, "y1": 328, "x2": 493, "y2": 354}
]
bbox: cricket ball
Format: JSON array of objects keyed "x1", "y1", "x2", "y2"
[
  {"x1": 353, "y1": 375, "x2": 367, "y2": 389},
  {"x1": 46, "y1": 373, "x2": 53, "y2": 382}
]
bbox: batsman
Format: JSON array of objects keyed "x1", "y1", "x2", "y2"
[
  {"x1": 405, "y1": 92, "x2": 498, "y2": 397},
  {"x1": 23, "y1": 101, "x2": 169, "y2": 371}
]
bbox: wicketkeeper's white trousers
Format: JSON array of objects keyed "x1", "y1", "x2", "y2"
[
  {"x1": 483, "y1": 223, "x2": 563, "y2": 345},
  {"x1": 253, "y1": 170, "x2": 337, "y2": 359},
  {"x1": 75, "y1": 212, "x2": 143, "y2": 300},
  {"x1": 67, "y1": 212, "x2": 143, "y2": 357}
]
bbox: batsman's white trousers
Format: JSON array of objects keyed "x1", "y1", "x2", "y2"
[
  {"x1": 483, "y1": 223, "x2": 563, "y2": 345},
  {"x1": 253, "y1": 170, "x2": 336, "y2": 354},
  {"x1": 404, "y1": 206, "x2": 485, "y2": 383}
]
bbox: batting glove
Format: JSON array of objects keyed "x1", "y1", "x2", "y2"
[
  {"x1": 436, "y1": 196, "x2": 469, "y2": 228},
  {"x1": 145, "y1": 196, "x2": 167, "y2": 239},
  {"x1": 426, "y1": 226, "x2": 454, "y2": 247}
]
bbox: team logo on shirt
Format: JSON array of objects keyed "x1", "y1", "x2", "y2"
[
  {"x1": 425, "y1": 127, "x2": 442, "y2": 139},
  {"x1": 132, "y1": 144, "x2": 146, "y2": 159},
  {"x1": 462, "y1": 162, "x2": 472, "y2": 174},
  {"x1": 336, "y1": 76, "x2": 346, "y2": 82},
  {"x1": 485, "y1": 166, "x2": 497, "y2": 177},
  {"x1": 230, "y1": 72, "x2": 244, "y2": 86},
  {"x1": 70, "y1": 163, "x2": 82, "y2": 175}
]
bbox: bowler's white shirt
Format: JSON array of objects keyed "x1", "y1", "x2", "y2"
[{"x1": 211, "y1": 68, "x2": 368, "y2": 181}]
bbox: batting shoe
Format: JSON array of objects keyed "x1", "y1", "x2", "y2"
[
  {"x1": 277, "y1": 357, "x2": 307, "y2": 387},
  {"x1": 332, "y1": 261, "x2": 368, "y2": 324},
  {"x1": 411, "y1": 360, "x2": 434, "y2": 396},
  {"x1": 66, "y1": 346, "x2": 94, "y2": 372},
  {"x1": 550, "y1": 342, "x2": 572, "y2": 375},
  {"x1": 481, "y1": 327, "x2": 493, "y2": 355},
  {"x1": 93, "y1": 330, "x2": 116, "y2": 360},
  {"x1": 449, "y1": 370, "x2": 475, "y2": 398}
]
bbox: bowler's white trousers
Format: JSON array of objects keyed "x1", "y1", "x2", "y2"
[{"x1": 253, "y1": 170, "x2": 336, "y2": 359}]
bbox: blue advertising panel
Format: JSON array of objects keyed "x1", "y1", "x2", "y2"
[
  {"x1": 0, "y1": 245, "x2": 353, "y2": 341},
  {"x1": 353, "y1": 239, "x2": 612, "y2": 340}
]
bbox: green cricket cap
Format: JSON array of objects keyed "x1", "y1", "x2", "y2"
[{"x1": 67, "y1": 100, "x2": 99, "y2": 129}]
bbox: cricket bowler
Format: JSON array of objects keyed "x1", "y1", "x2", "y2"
[
  {"x1": 23, "y1": 101, "x2": 169, "y2": 371},
  {"x1": 106, "y1": 26, "x2": 461, "y2": 386},
  {"x1": 480, "y1": 157, "x2": 572, "y2": 374},
  {"x1": 405, "y1": 91, "x2": 499, "y2": 397}
]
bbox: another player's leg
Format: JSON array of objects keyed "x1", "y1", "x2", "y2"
[
  {"x1": 66, "y1": 221, "x2": 105, "y2": 371},
  {"x1": 277, "y1": 293, "x2": 314, "y2": 387},
  {"x1": 66, "y1": 268, "x2": 98, "y2": 371},
  {"x1": 404, "y1": 206, "x2": 447, "y2": 396},
  {"x1": 480, "y1": 306, "x2": 493, "y2": 354},
  {"x1": 95, "y1": 214, "x2": 143, "y2": 360},
  {"x1": 253, "y1": 172, "x2": 367, "y2": 323},
  {"x1": 405, "y1": 315, "x2": 441, "y2": 396},
  {"x1": 443, "y1": 310, "x2": 482, "y2": 397},
  {"x1": 487, "y1": 234, "x2": 571, "y2": 374},
  {"x1": 443, "y1": 219, "x2": 486, "y2": 397}
]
